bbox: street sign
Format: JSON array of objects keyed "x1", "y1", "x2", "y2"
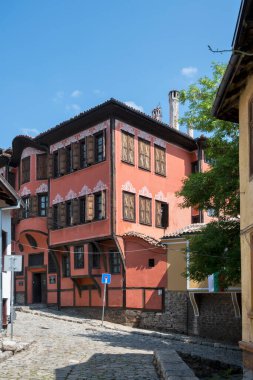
[
  {"x1": 101, "y1": 273, "x2": 111, "y2": 284},
  {"x1": 4, "y1": 255, "x2": 22, "y2": 272}
]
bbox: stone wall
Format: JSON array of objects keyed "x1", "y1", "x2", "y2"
[{"x1": 187, "y1": 292, "x2": 242, "y2": 344}]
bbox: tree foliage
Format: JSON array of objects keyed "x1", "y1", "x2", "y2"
[
  {"x1": 177, "y1": 63, "x2": 240, "y2": 288},
  {"x1": 186, "y1": 220, "x2": 240, "y2": 288}
]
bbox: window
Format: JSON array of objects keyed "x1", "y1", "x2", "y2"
[
  {"x1": 95, "y1": 132, "x2": 105, "y2": 163},
  {"x1": 62, "y1": 254, "x2": 70, "y2": 277},
  {"x1": 92, "y1": 252, "x2": 100, "y2": 268},
  {"x1": 249, "y1": 98, "x2": 253, "y2": 178},
  {"x1": 80, "y1": 139, "x2": 87, "y2": 168},
  {"x1": 122, "y1": 132, "x2": 134, "y2": 165},
  {"x1": 23, "y1": 197, "x2": 30, "y2": 219},
  {"x1": 28, "y1": 253, "x2": 44, "y2": 267},
  {"x1": 48, "y1": 252, "x2": 57, "y2": 273},
  {"x1": 138, "y1": 139, "x2": 150, "y2": 171},
  {"x1": 80, "y1": 197, "x2": 86, "y2": 223},
  {"x1": 74, "y1": 246, "x2": 84, "y2": 269},
  {"x1": 66, "y1": 201, "x2": 73, "y2": 226},
  {"x1": 192, "y1": 215, "x2": 200, "y2": 224},
  {"x1": 139, "y1": 196, "x2": 152, "y2": 225},
  {"x1": 94, "y1": 192, "x2": 106, "y2": 220},
  {"x1": 155, "y1": 201, "x2": 169, "y2": 228},
  {"x1": 66, "y1": 146, "x2": 72, "y2": 174},
  {"x1": 53, "y1": 204, "x2": 60, "y2": 229},
  {"x1": 123, "y1": 192, "x2": 135, "y2": 222},
  {"x1": 110, "y1": 251, "x2": 121, "y2": 274},
  {"x1": 2, "y1": 231, "x2": 7, "y2": 270},
  {"x1": 148, "y1": 258, "x2": 155, "y2": 267},
  {"x1": 38, "y1": 194, "x2": 48, "y2": 216},
  {"x1": 21, "y1": 157, "x2": 30, "y2": 184},
  {"x1": 154, "y1": 146, "x2": 166, "y2": 176},
  {"x1": 37, "y1": 154, "x2": 47, "y2": 180},
  {"x1": 53, "y1": 151, "x2": 59, "y2": 177}
]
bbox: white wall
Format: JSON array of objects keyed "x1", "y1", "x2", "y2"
[{"x1": 2, "y1": 209, "x2": 11, "y2": 316}]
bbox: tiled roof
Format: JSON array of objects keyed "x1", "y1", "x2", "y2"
[
  {"x1": 123, "y1": 231, "x2": 166, "y2": 248},
  {"x1": 161, "y1": 223, "x2": 206, "y2": 239}
]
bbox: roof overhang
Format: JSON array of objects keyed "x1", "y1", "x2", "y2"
[
  {"x1": 212, "y1": 0, "x2": 253, "y2": 122},
  {"x1": 0, "y1": 174, "x2": 23, "y2": 208}
]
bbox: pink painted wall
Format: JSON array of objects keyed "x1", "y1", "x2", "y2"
[{"x1": 114, "y1": 120, "x2": 194, "y2": 239}]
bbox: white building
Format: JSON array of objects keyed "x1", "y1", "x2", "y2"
[{"x1": 0, "y1": 174, "x2": 23, "y2": 328}]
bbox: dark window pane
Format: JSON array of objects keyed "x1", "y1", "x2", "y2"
[
  {"x1": 37, "y1": 154, "x2": 47, "y2": 180},
  {"x1": 110, "y1": 251, "x2": 121, "y2": 274},
  {"x1": 48, "y1": 252, "x2": 57, "y2": 273},
  {"x1": 95, "y1": 132, "x2": 104, "y2": 162},
  {"x1": 53, "y1": 151, "x2": 59, "y2": 177},
  {"x1": 92, "y1": 253, "x2": 100, "y2": 268},
  {"x1": 80, "y1": 140, "x2": 87, "y2": 168},
  {"x1": 22, "y1": 157, "x2": 30, "y2": 184},
  {"x1": 95, "y1": 192, "x2": 103, "y2": 220},
  {"x1": 62, "y1": 254, "x2": 70, "y2": 277},
  {"x1": 23, "y1": 197, "x2": 30, "y2": 219},
  {"x1": 28, "y1": 253, "x2": 44, "y2": 267},
  {"x1": 74, "y1": 246, "x2": 84, "y2": 269},
  {"x1": 80, "y1": 198, "x2": 86, "y2": 223},
  {"x1": 38, "y1": 194, "x2": 48, "y2": 216}
]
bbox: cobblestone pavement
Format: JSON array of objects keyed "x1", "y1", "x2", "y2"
[{"x1": 0, "y1": 308, "x2": 242, "y2": 380}]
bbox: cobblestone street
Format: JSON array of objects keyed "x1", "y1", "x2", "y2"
[{"x1": 0, "y1": 309, "x2": 242, "y2": 379}]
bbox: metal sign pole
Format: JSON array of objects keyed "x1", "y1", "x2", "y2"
[{"x1": 101, "y1": 282, "x2": 107, "y2": 326}]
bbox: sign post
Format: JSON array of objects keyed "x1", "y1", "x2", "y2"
[
  {"x1": 101, "y1": 273, "x2": 111, "y2": 326},
  {"x1": 4, "y1": 255, "x2": 22, "y2": 339}
]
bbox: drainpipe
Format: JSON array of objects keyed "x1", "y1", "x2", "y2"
[{"x1": 0, "y1": 199, "x2": 22, "y2": 332}]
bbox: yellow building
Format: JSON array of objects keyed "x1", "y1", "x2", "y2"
[{"x1": 213, "y1": 0, "x2": 253, "y2": 375}]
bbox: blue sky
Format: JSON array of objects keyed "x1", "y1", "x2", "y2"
[{"x1": 1, "y1": 0, "x2": 241, "y2": 148}]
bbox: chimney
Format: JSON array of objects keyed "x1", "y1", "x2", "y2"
[
  {"x1": 152, "y1": 106, "x2": 162, "y2": 122},
  {"x1": 187, "y1": 126, "x2": 194, "y2": 138},
  {"x1": 169, "y1": 90, "x2": 179, "y2": 130}
]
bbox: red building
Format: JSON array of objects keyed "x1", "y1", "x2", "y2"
[{"x1": 0, "y1": 97, "x2": 204, "y2": 312}]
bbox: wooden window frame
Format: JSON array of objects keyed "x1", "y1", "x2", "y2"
[
  {"x1": 95, "y1": 131, "x2": 105, "y2": 163},
  {"x1": 109, "y1": 251, "x2": 121, "y2": 274},
  {"x1": 138, "y1": 138, "x2": 151, "y2": 171},
  {"x1": 22, "y1": 196, "x2": 31, "y2": 219},
  {"x1": 154, "y1": 145, "x2": 166, "y2": 176},
  {"x1": 62, "y1": 254, "x2": 70, "y2": 277},
  {"x1": 155, "y1": 201, "x2": 169, "y2": 228},
  {"x1": 121, "y1": 131, "x2": 135, "y2": 165},
  {"x1": 48, "y1": 252, "x2": 57, "y2": 274},
  {"x1": 94, "y1": 191, "x2": 106, "y2": 221},
  {"x1": 74, "y1": 246, "x2": 84, "y2": 269},
  {"x1": 122, "y1": 191, "x2": 135, "y2": 222},
  {"x1": 139, "y1": 196, "x2": 152, "y2": 226},
  {"x1": 36, "y1": 154, "x2": 47, "y2": 180},
  {"x1": 21, "y1": 156, "x2": 30, "y2": 184},
  {"x1": 66, "y1": 201, "x2": 73, "y2": 226},
  {"x1": 38, "y1": 193, "x2": 48, "y2": 217}
]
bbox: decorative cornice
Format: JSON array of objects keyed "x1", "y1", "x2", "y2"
[
  {"x1": 120, "y1": 122, "x2": 135, "y2": 135},
  {"x1": 155, "y1": 191, "x2": 167, "y2": 203},
  {"x1": 65, "y1": 190, "x2": 77, "y2": 200},
  {"x1": 93, "y1": 180, "x2": 107, "y2": 193},
  {"x1": 79, "y1": 185, "x2": 92, "y2": 197},
  {"x1": 52, "y1": 194, "x2": 64, "y2": 204},
  {"x1": 154, "y1": 137, "x2": 166, "y2": 148},
  {"x1": 36, "y1": 183, "x2": 48, "y2": 194},
  {"x1": 139, "y1": 186, "x2": 152, "y2": 198},
  {"x1": 138, "y1": 130, "x2": 151, "y2": 142},
  {"x1": 21, "y1": 147, "x2": 44, "y2": 159},
  {"x1": 122, "y1": 181, "x2": 136, "y2": 194},
  {"x1": 50, "y1": 120, "x2": 109, "y2": 153},
  {"x1": 20, "y1": 186, "x2": 31, "y2": 197}
]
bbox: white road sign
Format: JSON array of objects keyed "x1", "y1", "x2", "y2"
[{"x1": 4, "y1": 255, "x2": 22, "y2": 272}]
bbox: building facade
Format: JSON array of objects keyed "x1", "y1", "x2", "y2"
[
  {"x1": 0, "y1": 98, "x2": 206, "y2": 315},
  {"x1": 213, "y1": 0, "x2": 253, "y2": 375}
]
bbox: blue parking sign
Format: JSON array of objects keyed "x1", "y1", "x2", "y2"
[{"x1": 101, "y1": 273, "x2": 111, "y2": 284}]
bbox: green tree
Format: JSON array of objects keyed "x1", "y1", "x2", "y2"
[{"x1": 177, "y1": 63, "x2": 240, "y2": 288}]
